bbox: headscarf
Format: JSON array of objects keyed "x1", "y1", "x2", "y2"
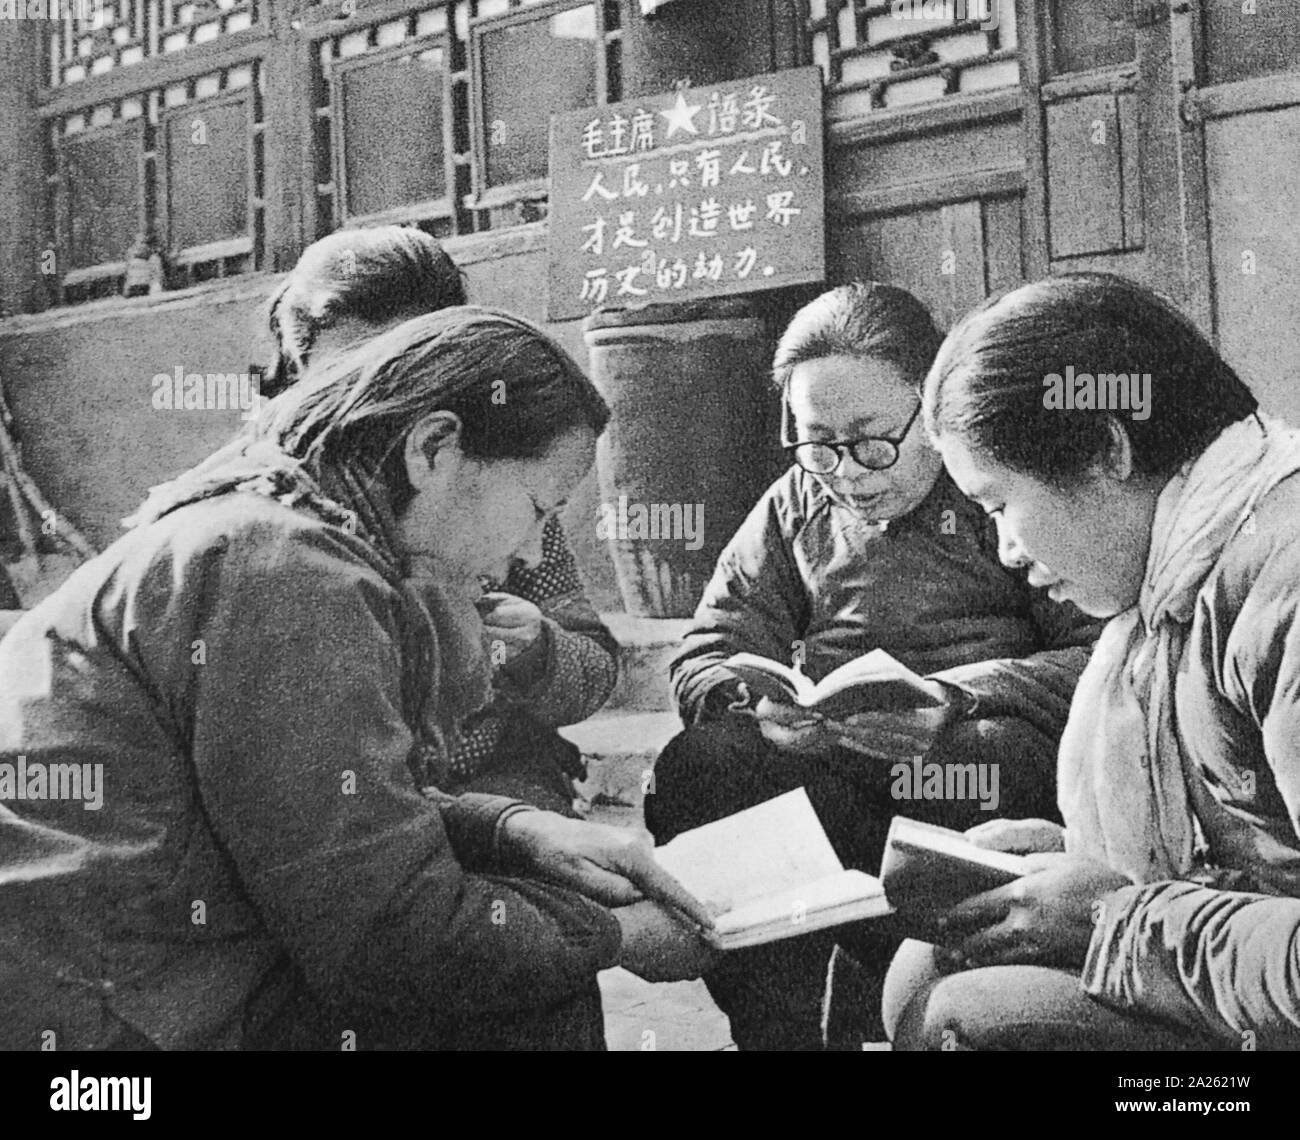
[{"x1": 1061, "y1": 413, "x2": 1300, "y2": 881}]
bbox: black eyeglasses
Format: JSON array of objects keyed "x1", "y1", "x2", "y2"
[{"x1": 781, "y1": 392, "x2": 923, "y2": 474}]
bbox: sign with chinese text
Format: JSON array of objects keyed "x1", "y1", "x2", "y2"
[{"x1": 547, "y1": 66, "x2": 826, "y2": 321}]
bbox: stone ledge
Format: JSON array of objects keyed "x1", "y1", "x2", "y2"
[
  {"x1": 601, "y1": 613, "x2": 694, "y2": 713},
  {"x1": 600, "y1": 613, "x2": 694, "y2": 646},
  {"x1": 562, "y1": 709, "x2": 682, "y2": 809}
]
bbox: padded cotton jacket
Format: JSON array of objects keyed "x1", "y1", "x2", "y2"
[{"x1": 0, "y1": 492, "x2": 620, "y2": 1050}]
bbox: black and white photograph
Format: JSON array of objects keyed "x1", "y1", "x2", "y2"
[{"x1": 0, "y1": 0, "x2": 1297, "y2": 1116}]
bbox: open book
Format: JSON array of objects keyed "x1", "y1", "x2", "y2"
[
  {"x1": 724, "y1": 648, "x2": 947, "y2": 721},
  {"x1": 879, "y1": 817, "x2": 1029, "y2": 930},
  {"x1": 654, "y1": 788, "x2": 893, "y2": 950}
]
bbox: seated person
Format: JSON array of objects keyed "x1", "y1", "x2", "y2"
[
  {"x1": 145, "y1": 224, "x2": 618, "y2": 815},
  {"x1": 645, "y1": 281, "x2": 1104, "y2": 1050},
  {"x1": 263, "y1": 226, "x2": 618, "y2": 813},
  {"x1": 453, "y1": 513, "x2": 618, "y2": 814},
  {"x1": 0, "y1": 308, "x2": 714, "y2": 1051},
  {"x1": 885, "y1": 273, "x2": 1300, "y2": 1051}
]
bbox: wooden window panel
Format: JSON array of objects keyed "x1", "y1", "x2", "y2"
[
  {"x1": 332, "y1": 40, "x2": 451, "y2": 223},
  {"x1": 1202, "y1": 0, "x2": 1300, "y2": 86},
  {"x1": 1046, "y1": 93, "x2": 1125, "y2": 257},
  {"x1": 49, "y1": 1, "x2": 264, "y2": 89},
  {"x1": 163, "y1": 93, "x2": 251, "y2": 257},
  {"x1": 982, "y1": 194, "x2": 1024, "y2": 294},
  {"x1": 1117, "y1": 90, "x2": 1144, "y2": 250},
  {"x1": 472, "y1": 0, "x2": 601, "y2": 198},
  {"x1": 1048, "y1": 0, "x2": 1134, "y2": 76},
  {"x1": 60, "y1": 120, "x2": 144, "y2": 272},
  {"x1": 817, "y1": 2, "x2": 1019, "y2": 118}
]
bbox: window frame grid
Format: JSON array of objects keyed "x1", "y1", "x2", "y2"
[
  {"x1": 323, "y1": 29, "x2": 460, "y2": 231},
  {"x1": 53, "y1": 113, "x2": 149, "y2": 291},
  {"x1": 466, "y1": 0, "x2": 619, "y2": 216},
  {"x1": 158, "y1": 83, "x2": 260, "y2": 280},
  {"x1": 38, "y1": 2, "x2": 274, "y2": 303},
  {"x1": 47, "y1": 1, "x2": 266, "y2": 93},
  {"x1": 809, "y1": 0, "x2": 1017, "y2": 110}
]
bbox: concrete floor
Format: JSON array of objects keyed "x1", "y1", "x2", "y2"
[
  {"x1": 599, "y1": 969, "x2": 736, "y2": 1051},
  {"x1": 588, "y1": 775, "x2": 890, "y2": 1051}
]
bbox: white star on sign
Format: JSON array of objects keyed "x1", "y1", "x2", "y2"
[{"x1": 659, "y1": 90, "x2": 702, "y2": 139}]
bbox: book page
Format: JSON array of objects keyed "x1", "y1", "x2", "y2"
[
  {"x1": 654, "y1": 787, "x2": 844, "y2": 914},
  {"x1": 880, "y1": 816, "x2": 1029, "y2": 925},
  {"x1": 811, "y1": 648, "x2": 940, "y2": 704},
  {"x1": 712, "y1": 869, "x2": 888, "y2": 939},
  {"x1": 882, "y1": 816, "x2": 1029, "y2": 878},
  {"x1": 724, "y1": 653, "x2": 815, "y2": 705}
]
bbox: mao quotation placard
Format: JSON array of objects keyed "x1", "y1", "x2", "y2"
[{"x1": 547, "y1": 66, "x2": 826, "y2": 321}]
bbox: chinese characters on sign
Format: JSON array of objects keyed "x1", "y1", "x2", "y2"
[{"x1": 547, "y1": 67, "x2": 826, "y2": 320}]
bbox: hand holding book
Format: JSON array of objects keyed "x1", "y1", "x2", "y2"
[
  {"x1": 654, "y1": 789, "x2": 893, "y2": 950},
  {"x1": 725, "y1": 648, "x2": 954, "y2": 759},
  {"x1": 748, "y1": 696, "x2": 836, "y2": 756},
  {"x1": 932, "y1": 850, "x2": 1132, "y2": 971},
  {"x1": 885, "y1": 817, "x2": 1128, "y2": 969},
  {"x1": 612, "y1": 900, "x2": 722, "y2": 982},
  {"x1": 825, "y1": 688, "x2": 952, "y2": 760},
  {"x1": 651, "y1": 792, "x2": 1091, "y2": 951},
  {"x1": 963, "y1": 817, "x2": 1066, "y2": 856}
]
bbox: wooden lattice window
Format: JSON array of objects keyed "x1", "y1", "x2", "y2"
[
  {"x1": 38, "y1": 0, "x2": 650, "y2": 304},
  {"x1": 468, "y1": 0, "x2": 622, "y2": 223},
  {"x1": 314, "y1": 5, "x2": 462, "y2": 238},
  {"x1": 42, "y1": 1, "x2": 267, "y2": 304},
  {"x1": 159, "y1": 0, "x2": 259, "y2": 54},
  {"x1": 162, "y1": 71, "x2": 263, "y2": 282},
  {"x1": 49, "y1": 0, "x2": 260, "y2": 87},
  {"x1": 58, "y1": 116, "x2": 145, "y2": 276},
  {"x1": 807, "y1": 0, "x2": 1019, "y2": 120}
]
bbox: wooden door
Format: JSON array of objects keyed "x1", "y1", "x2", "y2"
[
  {"x1": 1022, "y1": 1, "x2": 1300, "y2": 418},
  {"x1": 1178, "y1": 1, "x2": 1300, "y2": 421}
]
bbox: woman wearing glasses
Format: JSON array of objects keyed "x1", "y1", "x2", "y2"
[{"x1": 643, "y1": 281, "x2": 1103, "y2": 1050}]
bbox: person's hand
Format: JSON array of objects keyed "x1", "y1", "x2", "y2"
[
  {"x1": 613, "y1": 901, "x2": 723, "y2": 982},
  {"x1": 749, "y1": 697, "x2": 833, "y2": 755},
  {"x1": 933, "y1": 853, "x2": 1133, "y2": 971},
  {"x1": 964, "y1": 817, "x2": 1066, "y2": 855},
  {"x1": 477, "y1": 592, "x2": 544, "y2": 663},
  {"x1": 500, "y1": 810, "x2": 715, "y2": 929},
  {"x1": 820, "y1": 680, "x2": 953, "y2": 760}
]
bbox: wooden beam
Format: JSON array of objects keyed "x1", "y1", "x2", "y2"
[
  {"x1": 1185, "y1": 71, "x2": 1300, "y2": 123},
  {"x1": 1013, "y1": 0, "x2": 1049, "y2": 280},
  {"x1": 829, "y1": 86, "x2": 1022, "y2": 147},
  {"x1": 261, "y1": 0, "x2": 309, "y2": 271},
  {"x1": 0, "y1": 16, "x2": 51, "y2": 314},
  {"x1": 830, "y1": 166, "x2": 1024, "y2": 218}
]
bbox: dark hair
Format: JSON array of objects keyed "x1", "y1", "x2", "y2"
[
  {"x1": 257, "y1": 306, "x2": 609, "y2": 514},
  {"x1": 772, "y1": 281, "x2": 945, "y2": 393},
  {"x1": 263, "y1": 225, "x2": 467, "y2": 397},
  {"x1": 923, "y1": 273, "x2": 1258, "y2": 486}
]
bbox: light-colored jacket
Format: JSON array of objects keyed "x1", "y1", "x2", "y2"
[{"x1": 1074, "y1": 416, "x2": 1300, "y2": 1048}]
